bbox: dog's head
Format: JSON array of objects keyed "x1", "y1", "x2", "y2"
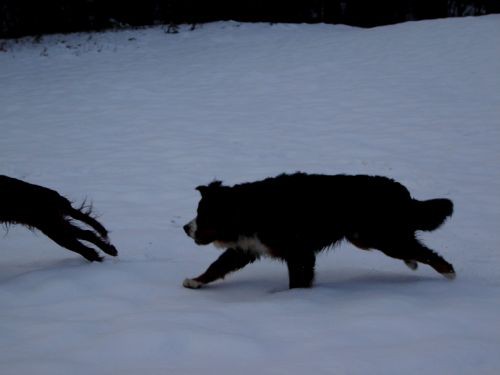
[{"x1": 183, "y1": 181, "x2": 237, "y2": 245}]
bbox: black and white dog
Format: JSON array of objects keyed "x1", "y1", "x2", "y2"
[
  {"x1": 0, "y1": 175, "x2": 117, "y2": 261},
  {"x1": 183, "y1": 172, "x2": 455, "y2": 289}
]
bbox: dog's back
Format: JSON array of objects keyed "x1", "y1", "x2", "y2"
[
  {"x1": 0, "y1": 175, "x2": 70, "y2": 225},
  {"x1": 229, "y1": 173, "x2": 416, "y2": 233}
]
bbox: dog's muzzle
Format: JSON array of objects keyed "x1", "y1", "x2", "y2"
[
  {"x1": 183, "y1": 218, "x2": 217, "y2": 245},
  {"x1": 183, "y1": 219, "x2": 197, "y2": 239}
]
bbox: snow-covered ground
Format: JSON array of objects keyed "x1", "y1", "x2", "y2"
[{"x1": 1, "y1": 15, "x2": 499, "y2": 375}]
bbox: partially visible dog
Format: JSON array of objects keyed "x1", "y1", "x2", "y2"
[
  {"x1": 0, "y1": 175, "x2": 117, "y2": 261},
  {"x1": 183, "y1": 172, "x2": 455, "y2": 289}
]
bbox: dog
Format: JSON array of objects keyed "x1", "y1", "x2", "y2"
[
  {"x1": 0, "y1": 175, "x2": 117, "y2": 261},
  {"x1": 183, "y1": 172, "x2": 455, "y2": 289}
]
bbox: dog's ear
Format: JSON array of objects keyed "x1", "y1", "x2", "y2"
[
  {"x1": 196, "y1": 185, "x2": 208, "y2": 196},
  {"x1": 196, "y1": 181, "x2": 222, "y2": 196},
  {"x1": 207, "y1": 180, "x2": 222, "y2": 189}
]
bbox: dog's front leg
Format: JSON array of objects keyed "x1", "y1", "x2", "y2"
[
  {"x1": 285, "y1": 252, "x2": 316, "y2": 289},
  {"x1": 183, "y1": 248, "x2": 258, "y2": 289}
]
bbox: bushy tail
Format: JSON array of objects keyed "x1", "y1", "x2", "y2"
[{"x1": 412, "y1": 198, "x2": 453, "y2": 231}]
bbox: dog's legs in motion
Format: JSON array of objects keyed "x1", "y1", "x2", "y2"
[
  {"x1": 65, "y1": 223, "x2": 118, "y2": 257},
  {"x1": 0, "y1": 175, "x2": 118, "y2": 261},
  {"x1": 410, "y1": 241, "x2": 455, "y2": 279},
  {"x1": 285, "y1": 252, "x2": 316, "y2": 288},
  {"x1": 38, "y1": 222, "x2": 105, "y2": 262},
  {"x1": 183, "y1": 248, "x2": 258, "y2": 289},
  {"x1": 68, "y1": 206, "x2": 109, "y2": 239},
  {"x1": 36, "y1": 212, "x2": 117, "y2": 262},
  {"x1": 377, "y1": 236, "x2": 456, "y2": 280}
]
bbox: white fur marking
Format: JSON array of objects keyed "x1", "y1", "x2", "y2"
[
  {"x1": 214, "y1": 235, "x2": 271, "y2": 257},
  {"x1": 404, "y1": 260, "x2": 418, "y2": 270},
  {"x1": 443, "y1": 272, "x2": 456, "y2": 280},
  {"x1": 185, "y1": 218, "x2": 197, "y2": 239},
  {"x1": 183, "y1": 278, "x2": 203, "y2": 289}
]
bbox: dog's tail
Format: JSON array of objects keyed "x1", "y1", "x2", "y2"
[{"x1": 412, "y1": 198, "x2": 453, "y2": 231}]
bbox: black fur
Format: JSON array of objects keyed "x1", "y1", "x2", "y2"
[
  {"x1": 0, "y1": 175, "x2": 117, "y2": 261},
  {"x1": 183, "y1": 172, "x2": 455, "y2": 289}
]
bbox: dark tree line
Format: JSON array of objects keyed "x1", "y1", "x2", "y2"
[{"x1": 1, "y1": 0, "x2": 499, "y2": 39}]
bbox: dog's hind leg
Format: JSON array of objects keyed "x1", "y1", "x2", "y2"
[
  {"x1": 410, "y1": 240, "x2": 455, "y2": 279},
  {"x1": 285, "y1": 252, "x2": 316, "y2": 289},
  {"x1": 348, "y1": 233, "x2": 418, "y2": 271},
  {"x1": 375, "y1": 236, "x2": 455, "y2": 280},
  {"x1": 183, "y1": 248, "x2": 258, "y2": 289}
]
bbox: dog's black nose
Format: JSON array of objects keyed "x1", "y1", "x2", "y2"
[{"x1": 183, "y1": 224, "x2": 190, "y2": 235}]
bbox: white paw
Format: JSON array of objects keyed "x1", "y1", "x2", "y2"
[
  {"x1": 183, "y1": 278, "x2": 203, "y2": 289},
  {"x1": 443, "y1": 272, "x2": 456, "y2": 280},
  {"x1": 404, "y1": 260, "x2": 418, "y2": 271}
]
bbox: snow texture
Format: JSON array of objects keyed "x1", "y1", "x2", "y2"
[{"x1": 1, "y1": 15, "x2": 500, "y2": 375}]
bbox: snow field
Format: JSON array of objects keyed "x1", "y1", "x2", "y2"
[{"x1": 1, "y1": 15, "x2": 500, "y2": 374}]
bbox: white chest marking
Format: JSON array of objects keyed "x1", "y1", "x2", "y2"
[{"x1": 214, "y1": 235, "x2": 271, "y2": 257}]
